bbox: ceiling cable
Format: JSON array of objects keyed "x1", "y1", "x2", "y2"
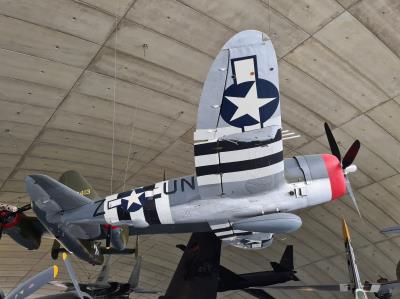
[
  {"x1": 110, "y1": 1, "x2": 119, "y2": 194},
  {"x1": 122, "y1": 45, "x2": 150, "y2": 191},
  {"x1": 122, "y1": 108, "x2": 138, "y2": 192},
  {"x1": 268, "y1": 0, "x2": 271, "y2": 37}
]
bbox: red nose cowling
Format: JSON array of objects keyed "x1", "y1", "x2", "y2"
[{"x1": 321, "y1": 154, "x2": 347, "y2": 200}]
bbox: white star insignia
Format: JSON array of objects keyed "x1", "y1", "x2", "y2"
[{"x1": 226, "y1": 82, "x2": 276, "y2": 123}]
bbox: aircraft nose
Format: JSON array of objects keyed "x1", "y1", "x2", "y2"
[{"x1": 321, "y1": 154, "x2": 346, "y2": 200}]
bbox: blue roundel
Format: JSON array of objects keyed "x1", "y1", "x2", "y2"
[{"x1": 220, "y1": 78, "x2": 279, "y2": 128}]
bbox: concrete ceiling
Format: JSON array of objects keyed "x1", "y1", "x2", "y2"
[{"x1": 0, "y1": 0, "x2": 400, "y2": 298}]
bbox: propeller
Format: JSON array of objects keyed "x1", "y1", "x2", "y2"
[
  {"x1": 324, "y1": 123, "x2": 361, "y2": 218},
  {"x1": 62, "y1": 252, "x2": 87, "y2": 299},
  {"x1": 0, "y1": 203, "x2": 31, "y2": 239},
  {"x1": 128, "y1": 235, "x2": 157, "y2": 294},
  {"x1": 5, "y1": 265, "x2": 58, "y2": 299},
  {"x1": 128, "y1": 235, "x2": 140, "y2": 290},
  {"x1": 94, "y1": 255, "x2": 111, "y2": 288}
]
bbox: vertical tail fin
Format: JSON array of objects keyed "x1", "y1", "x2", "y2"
[
  {"x1": 270, "y1": 245, "x2": 294, "y2": 272},
  {"x1": 59, "y1": 170, "x2": 98, "y2": 200}
]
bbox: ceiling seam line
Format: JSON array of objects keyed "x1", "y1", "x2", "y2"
[
  {"x1": 309, "y1": 38, "x2": 392, "y2": 99},
  {"x1": 346, "y1": 5, "x2": 400, "y2": 65},
  {"x1": 282, "y1": 57, "x2": 362, "y2": 114},
  {"x1": 0, "y1": 0, "x2": 139, "y2": 191},
  {"x1": 99, "y1": 44, "x2": 204, "y2": 85},
  {"x1": 283, "y1": 8, "x2": 392, "y2": 99},
  {"x1": 290, "y1": 97, "x2": 398, "y2": 173},
  {"x1": 0, "y1": 13, "x2": 107, "y2": 46},
  {"x1": 115, "y1": 124, "x2": 194, "y2": 191},
  {"x1": 122, "y1": 18, "x2": 214, "y2": 59},
  {"x1": 0, "y1": 45, "x2": 98, "y2": 69},
  {"x1": 83, "y1": 68, "x2": 200, "y2": 106}
]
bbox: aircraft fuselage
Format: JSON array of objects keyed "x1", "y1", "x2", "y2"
[{"x1": 63, "y1": 154, "x2": 346, "y2": 236}]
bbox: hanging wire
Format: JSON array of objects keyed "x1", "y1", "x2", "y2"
[
  {"x1": 122, "y1": 108, "x2": 138, "y2": 191},
  {"x1": 110, "y1": 1, "x2": 119, "y2": 194},
  {"x1": 268, "y1": 0, "x2": 271, "y2": 36},
  {"x1": 122, "y1": 44, "x2": 150, "y2": 191}
]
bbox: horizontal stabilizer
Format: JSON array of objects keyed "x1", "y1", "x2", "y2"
[
  {"x1": 25, "y1": 175, "x2": 92, "y2": 212},
  {"x1": 270, "y1": 245, "x2": 296, "y2": 275}
]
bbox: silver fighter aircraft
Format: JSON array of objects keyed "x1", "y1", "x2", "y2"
[{"x1": 25, "y1": 30, "x2": 362, "y2": 255}]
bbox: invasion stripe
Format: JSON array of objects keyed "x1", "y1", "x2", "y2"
[
  {"x1": 142, "y1": 200, "x2": 161, "y2": 225},
  {"x1": 196, "y1": 151, "x2": 283, "y2": 176},
  {"x1": 196, "y1": 161, "x2": 283, "y2": 186},
  {"x1": 194, "y1": 129, "x2": 282, "y2": 156},
  {"x1": 195, "y1": 139, "x2": 283, "y2": 167}
]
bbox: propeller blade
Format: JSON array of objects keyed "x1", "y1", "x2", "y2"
[
  {"x1": 62, "y1": 253, "x2": 85, "y2": 299},
  {"x1": 129, "y1": 235, "x2": 141, "y2": 290},
  {"x1": 346, "y1": 177, "x2": 362, "y2": 219},
  {"x1": 342, "y1": 140, "x2": 361, "y2": 169},
  {"x1": 324, "y1": 122, "x2": 341, "y2": 161},
  {"x1": 128, "y1": 255, "x2": 142, "y2": 290},
  {"x1": 5, "y1": 265, "x2": 58, "y2": 299},
  {"x1": 135, "y1": 235, "x2": 139, "y2": 259},
  {"x1": 94, "y1": 255, "x2": 111, "y2": 288}
]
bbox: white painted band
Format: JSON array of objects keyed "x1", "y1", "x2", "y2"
[
  {"x1": 195, "y1": 139, "x2": 282, "y2": 167},
  {"x1": 155, "y1": 183, "x2": 174, "y2": 224}
]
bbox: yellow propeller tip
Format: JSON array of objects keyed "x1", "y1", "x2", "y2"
[
  {"x1": 62, "y1": 252, "x2": 68, "y2": 261},
  {"x1": 342, "y1": 218, "x2": 351, "y2": 242},
  {"x1": 53, "y1": 265, "x2": 59, "y2": 278}
]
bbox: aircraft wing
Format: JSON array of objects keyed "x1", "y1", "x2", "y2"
[
  {"x1": 160, "y1": 232, "x2": 221, "y2": 299},
  {"x1": 259, "y1": 284, "x2": 351, "y2": 292},
  {"x1": 26, "y1": 175, "x2": 93, "y2": 213},
  {"x1": 243, "y1": 288, "x2": 275, "y2": 299},
  {"x1": 193, "y1": 30, "x2": 283, "y2": 198}
]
